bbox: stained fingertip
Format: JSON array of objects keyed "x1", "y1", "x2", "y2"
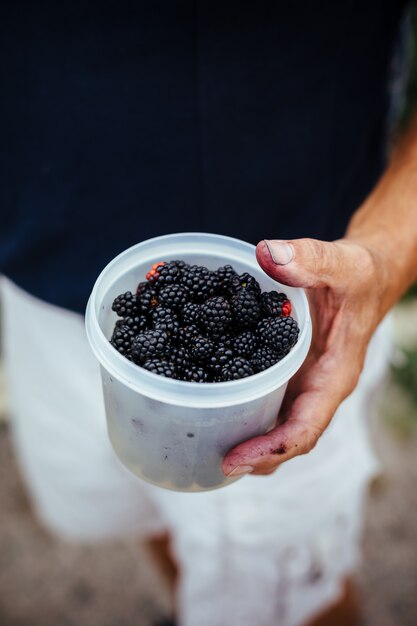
[{"x1": 255, "y1": 240, "x2": 279, "y2": 278}]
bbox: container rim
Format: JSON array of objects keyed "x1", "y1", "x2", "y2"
[{"x1": 85, "y1": 233, "x2": 312, "y2": 408}]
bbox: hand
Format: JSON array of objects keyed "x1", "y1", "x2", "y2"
[{"x1": 222, "y1": 236, "x2": 391, "y2": 477}]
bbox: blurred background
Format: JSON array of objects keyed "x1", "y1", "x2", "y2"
[{"x1": 1, "y1": 4, "x2": 417, "y2": 626}]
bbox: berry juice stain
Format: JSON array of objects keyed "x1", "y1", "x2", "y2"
[{"x1": 272, "y1": 444, "x2": 287, "y2": 455}]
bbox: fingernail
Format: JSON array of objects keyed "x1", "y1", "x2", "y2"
[
  {"x1": 264, "y1": 240, "x2": 294, "y2": 265},
  {"x1": 227, "y1": 465, "x2": 254, "y2": 477}
]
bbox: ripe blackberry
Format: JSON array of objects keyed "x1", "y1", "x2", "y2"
[
  {"x1": 121, "y1": 315, "x2": 148, "y2": 334},
  {"x1": 257, "y1": 316, "x2": 299, "y2": 356},
  {"x1": 208, "y1": 271, "x2": 221, "y2": 296},
  {"x1": 230, "y1": 272, "x2": 261, "y2": 297},
  {"x1": 158, "y1": 285, "x2": 190, "y2": 310},
  {"x1": 181, "y1": 265, "x2": 216, "y2": 302},
  {"x1": 171, "y1": 346, "x2": 191, "y2": 373},
  {"x1": 231, "y1": 331, "x2": 258, "y2": 357},
  {"x1": 151, "y1": 306, "x2": 179, "y2": 337},
  {"x1": 214, "y1": 333, "x2": 234, "y2": 349},
  {"x1": 221, "y1": 357, "x2": 255, "y2": 381},
  {"x1": 148, "y1": 260, "x2": 182, "y2": 288},
  {"x1": 142, "y1": 359, "x2": 178, "y2": 379},
  {"x1": 199, "y1": 296, "x2": 232, "y2": 336},
  {"x1": 231, "y1": 290, "x2": 261, "y2": 329},
  {"x1": 189, "y1": 334, "x2": 215, "y2": 364},
  {"x1": 171, "y1": 259, "x2": 188, "y2": 269},
  {"x1": 214, "y1": 264, "x2": 239, "y2": 294},
  {"x1": 181, "y1": 364, "x2": 210, "y2": 383},
  {"x1": 136, "y1": 282, "x2": 159, "y2": 314},
  {"x1": 110, "y1": 324, "x2": 135, "y2": 358},
  {"x1": 175, "y1": 325, "x2": 199, "y2": 350},
  {"x1": 112, "y1": 291, "x2": 139, "y2": 318},
  {"x1": 131, "y1": 328, "x2": 170, "y2": 363},
  {"x1": 260, "y1": 291, "x2": 292, "y2": 317},
  {"x1": 256, "y1": 317, "x2": 274, "y2": 343},
  {"x1": 206, "y1": 344, "x2": 233, "y2": 375},
  {"x1": 251, "y1": 347, "x2": 281, "y2": 373},
  {"x1": 181, "y1": 302, "x2": 201, "y2": 326}
]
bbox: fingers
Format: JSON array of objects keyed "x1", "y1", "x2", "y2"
[
  {"x1": 222, "y1": 352, "x2": 361, "y2": 477},
  {"x1": 223, "y1": 390, "x2": 331, "y2": 476},
  {"x1": 256, "y1": 238, "x2": 367, "y2": 290}
]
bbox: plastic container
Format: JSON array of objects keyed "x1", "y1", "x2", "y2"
[{"x1": 85, "y1": 233, "x2": 312, "y2": 492}]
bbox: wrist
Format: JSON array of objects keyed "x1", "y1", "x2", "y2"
[
  {"x1": 344, "y1": 175, "x2": 417, "y2": 310},
  {"x1": 340, "y1": 232, "x2": 401, "y2": 316}
]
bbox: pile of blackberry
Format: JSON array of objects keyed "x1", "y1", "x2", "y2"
[{"x1": 110, "y1": 260, "x2": 299, "y2": 382}]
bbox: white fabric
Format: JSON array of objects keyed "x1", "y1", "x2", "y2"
[{"x1": 0, "y1": 275, "x2": 391, "y2": 626}]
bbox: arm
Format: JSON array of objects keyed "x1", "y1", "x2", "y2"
[{"x1": 222, "y1": 113, "x2": 417, "y2": 477}]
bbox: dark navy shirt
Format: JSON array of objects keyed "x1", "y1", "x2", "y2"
[{"x1": 0, "y1": 1, "x2": 406, "y2": 312}]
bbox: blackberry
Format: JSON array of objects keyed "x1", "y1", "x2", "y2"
[
  {"x1": 206, "y1": 344, "x2": 233, "y2": 375},
  {"x1": 260, "y1": 291, "x2": 291, "y2": 317},
  {"x1": 214, "y1": 264, "x2": 239, "y2": 294},
  {"x1": 171, "y1": 346, "x2": 191, "y2": 374},
  {"x1": 148, "y1": 260, "x2": 181, "y2": 288},
  {"x1": 231, "y1": 290, "x2": 261, "y2": 329},
  {"x1": 230, "y1": 272, "x2": 261, "y2": 297},
  {"x1": 158, "y1": 285, "x2": 190, "y2": 310},
  {"x1": 181, "y1": 265, "x2": 216, "y2": 302},
  {"x1": 175, "y1": 325, "x2": 199, "y2": 349},
  {"x1": 131, "y1": 328, "x2": 170, "y2": 363},
  {"x1": 256, "y1": 317, "x2": 274, "y2": 344},
  {"x1": 231, "y1": 330, "x2": 258, "y2": 357},
  {"x1": 199, "y1": 296, "x2": 232, "y2": 336},
  {"x1": 189, "y1": 334, "x2": 215, "y2": 364},
  {"x1": 251, "y1": 347, "x2": 281, "y2": 373},
  {"x1": 214, "y1": 333, "x2": 234, "y2": 349},
  {"x1": 181, "y1": 302, "x2": 201, "y2": 326},
  {"x1": 110, "y1": 320, "x2": 135, "y2": 356},
  {"x1": 121, "y1": 315, "x2": 148, "y2": 334},
  {"x1": 221, "y1": 357, "x2": 255, "y2": 381},
  {"x1": 181, "y1": 364, "x2": 210, "y2": 383},
  {"x1": 112, "y1": 291, "x2": 139, "y2": 318},
  {"x1": 136, "y1": 282, "x2": 159, "y2": 314},
  {"x1": 257, "y1": 316, "x2": 299, "y2": 356},
  {"x1": 208, "y1": 271, "x2": 221, "y2": 296},
  {"x1": 142, "y1": 359, "x2": 178, "y2": 379},
  {"x1": 110, "y1": 324, "x2": 135, "y2": 358},
  {"x1": 136, "y1": 281, "x2": 148, "y2": 296},
  {"x1": 171, "y1": 259, "x2": 188, "y2": 269},
  {"x1": 151, "y1": 306, "x2": 179, "y2": 336}
]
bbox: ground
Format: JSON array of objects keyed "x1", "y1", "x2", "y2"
[{"x1": 0, "y1": 302, "x2": 416, "y2": 626}]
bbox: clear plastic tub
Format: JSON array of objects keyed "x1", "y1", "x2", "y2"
[{"x1": 85, "y1": 233, "x2": 312, "y2": 491}]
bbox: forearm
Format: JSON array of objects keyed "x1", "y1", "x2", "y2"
[{"x1": 345, "y1": 112, "x2": 417, "y2": 312}]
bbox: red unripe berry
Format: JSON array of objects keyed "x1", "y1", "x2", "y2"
[{"x1": 146, "y1": 261, "x2": 166, "y2": 281}]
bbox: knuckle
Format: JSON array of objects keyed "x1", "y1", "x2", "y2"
[
  {"x1": 306, "y1": 238, "x2": 327, "y2": 266},
  {"x1": 341, "y1": 358, "x2": 363, "y2": 397},
  {"x1": 345, "y1": 369, "x2": 361, "y2": 396},
  {"x1": 301, "y1": 238, "x2": 340, "y2": 285},
  {"x1": 298, "y1": 421, "x2": 324, "y2": 455}
]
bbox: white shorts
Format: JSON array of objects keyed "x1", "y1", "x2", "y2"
[{"x1": 0, "y1": 276, "x2": 391, "y2": 626}]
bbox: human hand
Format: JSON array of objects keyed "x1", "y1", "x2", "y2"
[{"x1": 222, "y1": 237, "x2": 392, "y2": 477}]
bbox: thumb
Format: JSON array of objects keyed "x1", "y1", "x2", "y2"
[{"x1": 256, "y1": 238, "x2": 353, "y2": 289}]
